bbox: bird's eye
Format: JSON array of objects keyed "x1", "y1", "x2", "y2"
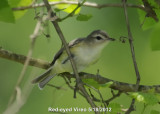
[{"x1": 96, "y1": 36, "x2": 103, "y2": 40}]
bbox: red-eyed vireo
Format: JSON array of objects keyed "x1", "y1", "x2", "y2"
[{"x1": 32, "y1": 30, "x2": 115, "y2": 89}]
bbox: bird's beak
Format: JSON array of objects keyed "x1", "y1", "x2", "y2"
[{"x1": 108, "y1": 37, "x2": 115, "y2": 41}]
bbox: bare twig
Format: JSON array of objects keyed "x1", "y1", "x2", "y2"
[
  {"x1": 12, "y1": 1, "x2": 145, "y2": 11},
  {"x1": 122, "y1": 0, "x2": 141, "y2": 113},
  {"x1": 126, "y1": 99, "x2": 135, "y2": 113},
  {"x1": 3, "y1": 11, "x2": 45, "y2": 114},
  {"x1": 123, "y1": 0, "x2": 140, "y2": 91},
  {"x1": 47, "y1": 84, "x2": 67, "y2": 90},
  {"x1": 42, "y1": 0, "x2": 98, "y2": 113},
  {"x1": 42, "y1": 0, "x2": 80, "y2": 85},
  {"x1": 7, "y1": 17, "x2": 43, "y2": 107},
  {"x1": 88, "y1": 89, "x2": 101, "y2": 102},
  {"x1": 62, "y1": 77, "x2": 85, "y2": 98},
  {"x1": 0, "y1": 48, "x2": 50, "y2": 69},
  {"x1": 84, "y1": 83, "x2": 106, "y2": 105},
  {"x1": 123, "y1": 1, "x2": 141, "y2": 90},
  {"x1": 105, "y1": 91, "x2": 122, "y2": 105},
  {"x1": 3, "y1": 68, "x2": 39, "y2": 114}
]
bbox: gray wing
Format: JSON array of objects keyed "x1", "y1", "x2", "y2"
[
  {"x1": 38, "y1": 75, "x2": 56, "y2": 89},
  {"x1": 31, "y1": 48, "x2": 64, "y2": 84},
  {"x1": 50, "y1": 37, "x2": 85, "y2": 66},
  {"x1": 50, "y1": 47, "x2": 64, "y2": 66},
  {"x1": 31, "y1": 38, "x2": 85, "y2": 87},
  {"x1": 31, "y1": 66, "x2": 52, "y2": 84}
]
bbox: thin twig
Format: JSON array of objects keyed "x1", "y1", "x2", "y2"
[
  {"x1": 7, "y1": 17, "x2": 43, "y2": 107},
  {"x1": 126, "y1": 99, "x2": 135, "y2": 113},
  {"x1": 42, "y1": 0, "x2": 80, "y2": 85},
  {"x1": 12, "y1": 1, "x2": 145, "y2": 11},
  {"x1": 56, "y1": 0, "x2": 86, "y2": 98},
  {"x1": 85, "y1": 84, "x2": 107, "y2": 110},
  {"x1": 122, "y1": 0, "x2": 141, "y2": 113},
  {"x1": 3, "y1": 67, "x2": 39, "y2": 114},
  {"x1": 123, "y1": 0, "x2": 141, "y2": 90},
  {"x1": 47, "y1": 84, "x2": 67, "y2": 90},
  {"x1": 97, "y1": 89, "x2": 107, "y2": 110},
  {"x1": 105, "y1": 91, "x2": 122, "y2": 105},
  {"x1": 42, "y1": 0, "x2": 98, "y2": 113},
  {"x1": 0, "y1": 48, "x2": 50, "y2": 69},
  {"x1": 62, "y1": 77, "x2": 85, "y2": 98},
  {"x1": 88, "y1": 89, "x2": 101, "y2": 102}
]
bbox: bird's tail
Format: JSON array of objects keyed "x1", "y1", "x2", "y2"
[{"x1": 31, "y1": 67, "x2": 56, "y2": 89}]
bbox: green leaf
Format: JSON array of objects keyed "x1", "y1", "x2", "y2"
[
  {"x1": 76, "y1": 14, "x2": 92, "y2": 21},
  {"x1": 82, "y1": 79, "x2": 101, "y2": 89},
  {"x1": 49, "y1": 0, "x2": 80, "y2": 14},
  {"x1": 0, "y1": 0, "x2": 15, "y2": 23},
  {"x1": 150, "y1": 22, "x2": 160, "y2": 51},
  {"x1": 150, "y1": 110, "x2": 160, "y2": 114},
  {"x1": 108, "y1": 103, "x2": 122, "y2": 114},
  {"x1": 54, "y1": 8, "x2": 63, "y2": 12},
  {"x1": 130, "y1": 92, "x2": 159, "y2": 105},
  {"x1": 100, "y1": 81, "x2": 113, "y2": 88},
  {"x1": 9, "y1": 0, "x2": 33, "y2": 19}
]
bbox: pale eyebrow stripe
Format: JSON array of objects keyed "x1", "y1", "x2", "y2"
[{"x1": 93, "y1": 34, "x2": 106, "y2": 39}]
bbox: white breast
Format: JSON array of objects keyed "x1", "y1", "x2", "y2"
[
  {"x1": 74, "y1": 44, "x2": 107, "y2": 71},
  {"x1": 54, "y1": 42, "x2": 108, "y2": 73}
]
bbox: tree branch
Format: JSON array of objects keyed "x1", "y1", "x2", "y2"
[
  {"x1": 1, "y1": 47, "x2": 160, "y2": 94},
  {"x1": 123, "y1": 0, "x2": 141, "y2": 91},
  {"x1": 12, "y1": 1, "x2": 145, "y2": 11},
  {"x1": 122, "y1": 0, "x2": 141, "y2": 113},
  {"x1": 3, "y1": 14, "x2": 44, "y2": 113},
  {"x1": 0, "y1": 47, "x2": 50, "y2": 69}
]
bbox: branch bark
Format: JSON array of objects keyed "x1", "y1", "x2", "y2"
[
  {"x1": 0, "y1": 47, "x2": 50, "y2": 69},
  {"x1": 12, "y1": 1, "x2": 145, "y2": 11},
  {"x1": 3, "y1": 15, "x2": 44, "y2": 114},
  {"x1": 122, "y1": 0, "x2": 141, "y2": 113},
  {"x1": 123, "y1": 1, "x2": 141, "y2": 91},
  {"x1": 1, "y1": 47, "x2": 160, "y2": 94}
]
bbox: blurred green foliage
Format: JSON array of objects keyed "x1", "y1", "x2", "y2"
[
  {"x1": 0, "y1": 0, "x2": 15, "y2": 23},
  {"x1": 150, "y1": 22, "x2": 160, "y2": 51},
  {"x1": 0, "y1": 0, "x2": 160, "y2": 114}
]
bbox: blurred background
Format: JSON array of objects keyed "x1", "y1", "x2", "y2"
[{"x1": 0, "y1": 0, "x2": 160, "y2": 114}]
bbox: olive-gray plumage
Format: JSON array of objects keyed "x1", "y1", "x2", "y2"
[{"x1": 32, "y1": 30, "x2": 115, "y2": 88}]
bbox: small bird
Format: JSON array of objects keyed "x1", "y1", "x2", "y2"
[{"x1": 32, "y1": 30, "x2": 115, "y2": 89}]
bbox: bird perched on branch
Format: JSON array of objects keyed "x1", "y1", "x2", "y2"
[{"x1": 32, "y1": 30, "x2": 115, "y2": 89}]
